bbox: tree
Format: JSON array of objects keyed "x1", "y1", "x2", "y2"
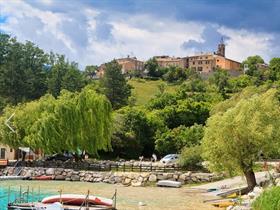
[
  {"x1": 144, "y1": 58, "x2": 166, "y2": 78},
  {"x1": 0, "y1": 87, "x2": 112, "y2": 156},
  {"x1": 155, "y1": 124, "x2": 204, "y2": 155},
  {"x1": 268, "y1": 57, "x2": 280, "y2": 81},
  {"x1": 47, "y1": 55, "x2": 85, "y2": 97},
  {"x1": 100, "y1": 60, "x2": 132, "y2": 109},
  {"x1": 202, "y1": 88, "x2": 280, "y2": 192},
  {"x1": 209, "y1": 69, "x2": 230, "y2": 96},
  {"x1": 0, "y1": 35, "x2": 49, "y2": 105},
  {"x1": 84, "y1": 65, "x2": 98, "y2": 80},
  {"x1": 243, "y1": 55, "x2": 264, "y2": 76}
]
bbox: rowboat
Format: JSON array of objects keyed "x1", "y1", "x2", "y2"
[
  {"x1": 42, "y1": 194, "x2": 113, "y2": 207},
  {"x1": 157, "y1": 180, "x2": 182, "y2": 188}
]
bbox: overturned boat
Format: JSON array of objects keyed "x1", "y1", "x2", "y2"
[{"x1": 8, "y1": 191, "x2": 117, "y2": 210}]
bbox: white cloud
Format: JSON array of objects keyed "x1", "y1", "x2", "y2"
[
  {"x1": 218, "y1": 27, "x2": 274, "y2": 62},
  {"x1": 0, "y1": 0, "x2": 278, "y2": 68}
]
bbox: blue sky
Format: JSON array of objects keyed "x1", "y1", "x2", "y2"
[{"x1": 0, "y1": 0, "x2": 279, "y2": 68}]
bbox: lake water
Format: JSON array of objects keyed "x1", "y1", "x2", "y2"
[
  {"x1": 0, "y1": 180, "x2": 217, "y2": 210},
  {"x1": 0, "y1": 184, "x2": 53, "y2": 209}
]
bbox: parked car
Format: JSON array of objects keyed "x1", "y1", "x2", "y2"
[
  {"x1": 160, "y1": 154, "x2": 179, "y2": 164},
  {"x1": 44, "y1": 153, "x2": 73, "y2": 162}
]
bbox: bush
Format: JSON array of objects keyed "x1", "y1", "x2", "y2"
[
  {"x1": 179, "y1": 145, "x2": 203, "y2": 170},
  {"x1": 252, "y1": 187, "x2": 280, "y2": 210}
]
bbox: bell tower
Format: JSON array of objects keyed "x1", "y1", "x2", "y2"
[{"x1": 217, "y1": 37, "x2": 225, "y2": 57}]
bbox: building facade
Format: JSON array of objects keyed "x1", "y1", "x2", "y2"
[
  {"x1": 154, "y1": 56, "x2": 188, "y2": 69},
  {"x1": 0, "y1": 144, "x2": 15, "y2": 160},
  {"x1": 97, "y1": 56, "x2": 144, "y2": 77},
  {"x1": 188, "y1": 40, "x2": 241, "y2": 73},
  {"x1": 188, "y1": 53, "x2": 216, "y2": 73}
]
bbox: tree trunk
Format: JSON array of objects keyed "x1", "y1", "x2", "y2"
[{"x1": 243, "y1": 168, "x2": 257, "y2": 194}]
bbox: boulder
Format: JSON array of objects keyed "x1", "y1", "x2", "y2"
[
  {"x1": 148, "y1": 174, "x2": 157, "y2": 182},
  {"x1": 71, "y1": 175, "x2": 80, "y2": 181},
  {"x1": 55, "y1": 175, "x2": 65, "y2": 180},
  {"x1": 46, "y1": 168, "x2": 55, "y2": 175}
]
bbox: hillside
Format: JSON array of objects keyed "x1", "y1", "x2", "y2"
[{"x1": 128, "y1": 79, "x2": 178, "y2": 105}]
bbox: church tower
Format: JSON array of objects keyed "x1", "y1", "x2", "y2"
[{"x1": 216, "y1": 37, "x2": 225, "y2": 57}]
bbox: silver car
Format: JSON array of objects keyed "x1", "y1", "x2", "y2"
[{"x1": 160, "y1": 154, "x2": 179, "y2": 164}]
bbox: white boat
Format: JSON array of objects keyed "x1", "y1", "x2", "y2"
[
  {"x1": 157, "y1": 180, "x2": 182, "y2": 188},
  {"x1": 0, "y1": 175, "x2": 26, "y2": 181}
]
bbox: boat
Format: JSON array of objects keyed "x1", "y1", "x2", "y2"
[
  {"x1": 42, "y1": 194, "x2": 113, "y2": 207},
  {"x1": 8, "y1": 202, "x2": 116, "y2": 210},
  {"x1": 0, "y1": 175, "x2": 26, "y2": 181},
  {"x1": 156, "y1": 180, "x2": 182, "y2": 188}
]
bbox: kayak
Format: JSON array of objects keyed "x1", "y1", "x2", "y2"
[
  {"x1": 41, "y1": 194, "x2": 113, "y2": 207},
  {"x1": 157, "y1": 180, "x2": 182, "y2": 188}
]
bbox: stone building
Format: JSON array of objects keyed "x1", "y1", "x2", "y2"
[
  {"x1": 154, "y1": 56, "x2": 188, "y2": 69},
  {"x1": 97, "y1": 56, "x2": 144, "y2": 77},
  {"x1": 188, "y1": 39, "x2": 241, "y2": 73}
]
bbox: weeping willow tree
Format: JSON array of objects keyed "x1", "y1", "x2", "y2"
[{"x1": 0, "y1": 87, "x2": 112, "y2": 156}]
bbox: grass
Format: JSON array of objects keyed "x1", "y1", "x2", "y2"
[
  {"x1": 128, "y1": 79, "x2": 178, "y2": 105},
  {"x1": 252, "y1": 186, "x2": 280, "y2": 210}
]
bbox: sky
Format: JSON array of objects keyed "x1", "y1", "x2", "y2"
[{"x1": 0, "y1": 0, "x2": 279, "y2": 69}]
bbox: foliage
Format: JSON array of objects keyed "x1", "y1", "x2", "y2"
[
  {"x1": 243, "y1": 55, "x2": 264, "y2": 76},
  {"x1": 0, "y1": 87, "x2": 112, "y2": 155},
  {"x1": 268, "y1": 57, "x2": 280, "y2": 81},
  {"x1": 228, "y1": 74, "x2": 256, "y2": 93},
  {"x1": 202, "y1": 88, "x2": 280, "y2": 189},
  {"x1": 0, "y1": 34, "x2": 49, "y2": 105},
  {"x1": 179, "y1": 145, "x2": 203, "y2": 170},
  {"x1": 48, "y1": 55, "x2": 85, "y2": 97},
  {"x1": 155, "y1": 124, "x2": 204, "y2": 155},
  {"x1": 100, "y1": 60, "x2": 132, "y2": 109},
  {"x1": 209, "y1": 69, "x2": 230, "y2": 96},
  {"x1": 109, "y1": 107, "x2": 159, "y2": 158},
  {"x1": 252, "y1": 187, "x2": 280, "y2": 210},
  {"x1": 158, "y1": 99, "x2": 210, "y2": 129},
  {"x1": 84, "y1": 65, "x2": 98, "y2": 79},
  {"x1": 144, "y1": 58, "x2": 167, "y2": 78}
]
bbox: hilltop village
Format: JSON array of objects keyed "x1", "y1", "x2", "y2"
[{"x1": 97, "y1": 39, "x2": 243, "y2": 77}]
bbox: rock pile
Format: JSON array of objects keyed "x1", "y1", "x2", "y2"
[{"x1": 0, "y1": 167, "x2": 223, "y2": 187}]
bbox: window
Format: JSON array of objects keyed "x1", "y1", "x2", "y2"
[
  {"x1": 193, "y1": 62, "x2": 195, "y2": 65},
  {"x1": 198, "y1": 61, "x2": 202, "y2": 65},
  {"x1": 10, "y1": 148, "x2": 13, "y2": 153},
  {"x1": 205, "y1": 61, "x2": 209, "y2": 64},
  {"x1": 205, "y1": 56, "x2": 208, "y2": 59},
  {"x1": 217, "y1": 59, "x2": 219, "y2": 62},
  {"x1": 0, "y1": 148, "x2": 5, "y2": 159},
  {"x1": 198, "y1": 67, "x2": 203, "y2": 71}
]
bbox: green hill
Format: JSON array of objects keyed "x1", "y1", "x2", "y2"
[{"x1": 128, "y1": 79, "x2": 178, "y2": 105}]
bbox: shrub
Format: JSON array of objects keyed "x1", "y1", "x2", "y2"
[
  {"x1": 179, "y1": 145, "x2": 203, "y2": 170},
  {"x1": 252, "y1": 187, "x2": 280, "y2": 210}
]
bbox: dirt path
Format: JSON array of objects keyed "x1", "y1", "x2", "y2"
[{"x1": 192, "y1": 171, "x2": 268, "y2": 196}]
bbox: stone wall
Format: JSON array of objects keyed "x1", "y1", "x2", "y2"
[{"x1": 1, "y1": 167, "x2": 223, "y2": 187}]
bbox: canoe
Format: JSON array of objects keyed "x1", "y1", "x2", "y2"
[
  {"x1": 211, "y1": 200, "x2": 236, "y2": 208},
  {"x1": 32, "y1": 175, "x2": 53, "y2": 180},
  {"x1": 157, "y1": 180, "x2": 182, "y2": 188},
  {"x1": 42, "y1": 194, "x2": 113, "y2": 207},
  {"x1": 0, "y1": 176, "x2": 25, "y2": 181}
]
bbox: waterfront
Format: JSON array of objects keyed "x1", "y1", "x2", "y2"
[{"x1": 0, "y1": 180, "x2": 217, "y2": 210}]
